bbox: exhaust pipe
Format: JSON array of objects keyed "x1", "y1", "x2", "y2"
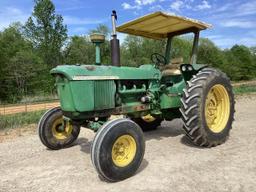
[{"x1": 110, "y1": 10, "x2": 120, "y2": 67}]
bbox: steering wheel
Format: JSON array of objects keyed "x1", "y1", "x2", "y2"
[{"x1": 151, "y1": 53, "x2": 167, "y2": 67}]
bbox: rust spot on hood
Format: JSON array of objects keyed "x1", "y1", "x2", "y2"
[{"x1": 85, "y1": 65, "x2": 96, "y2": 71}]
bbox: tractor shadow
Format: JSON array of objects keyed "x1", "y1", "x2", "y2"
[
  {"x1": 136, "y1": 159, "x2": 149, "y2": 174},
  {"x1": 73, "y1": 137, "x2": 91, "y2": 154},
  {"x1": 144, "y1": 118, "x2": 185, "y2": 141},
  {"x1": 74, "y1": 118, "x2": 201, "y2": 154},
  {"x1": 144, "y1": 118, "x2": 204, "y2": 149}
]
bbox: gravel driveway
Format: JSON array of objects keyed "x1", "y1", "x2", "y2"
[{"x1": 0, "y1": 95, "x2": 255, "y2": 192}]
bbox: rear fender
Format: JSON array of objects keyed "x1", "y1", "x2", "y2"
[{"x1": 180, "y1": 64, "x2": 208, "y2": 82}]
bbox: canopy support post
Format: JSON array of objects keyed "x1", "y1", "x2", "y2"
[
  {"x1": 190, "y1": 30, "x2": 200, "y2": 64},
  {"x1": 165, "y1": 37, "x2": 172, "y2": 64}
]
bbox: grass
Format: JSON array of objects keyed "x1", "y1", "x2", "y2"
[
  {"x1": 0, "y1": 110, "x2": 46, "y2": 130},
  {"x1": 0, "y1": 94, "x2": 58, "y2": 106},
  {"x1": 20, "y1": 94, "x2": 58, "y2": 103},
  {"x1": 233, "y1": 85, "x2": 256, "y2": 95}
]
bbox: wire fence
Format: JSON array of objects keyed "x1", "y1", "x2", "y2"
[
  {"x1": 231, "y1": 80, "x2": 256, "y2": 87},
  {"x1": 0, "y1": 100, "x2": 60, "y2": 115},
  {"x1": 0, "y1": 91, "x2": 60, "y2": 115}
]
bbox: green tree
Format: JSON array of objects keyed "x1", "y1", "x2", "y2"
[
  {"x1": 64, "y1": 35, "x2": 95, "y2": 64},
  {"x1": 121, "y1": 35, "x2": 166, "y2": 66},
  {"x1": 221, "y1": 49, "x2": 239, "y2": 80},
  {"x1": 141, "y1": 38, "x2": 166, "y2": 63},
  {"x1": 9, "y1": 50, "x2": 44, "y2": 96},
  {"x1": 0, "y1": 23, "x2": 27, "y2": 102},
  {"x1": 65, "y1": 25, "x2": 111, "y2": 65},
  {"x1": 121, "y1": 35, "x2": 193, "y2": 66},
  {"x1": 121, "y1": 35, "x2": 143, "y2": 66},
  {"x1": 24, "y1": 0, "x2": 67, "y2": 66},
  {"x1": 170, "y1": 37, "x2": 192, "y2": 63},
  {"x1": 250, "y1": 46, "x2": 256, "y2": 55},
  {"x1": 229, "y1": 45, "x2": 255, "y2": 80},
  {"x1": 197, "y1": 38, "x2": 225, "y2": 69},
  {"x1": 89, "y1": 24, "x2": 110, "y2": 38},
  {"x1": 0, "y1": 23, "x2": 43, "y2": 103}
]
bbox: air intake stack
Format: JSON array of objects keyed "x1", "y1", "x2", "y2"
[
  {"x1": 90, "y1": 33, "x2": 105, "y2": 65},
  {"x1": 110, "y1": 10, "x2": 120, "y2": 67}
]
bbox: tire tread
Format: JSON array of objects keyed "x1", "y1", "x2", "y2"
[{"x1": 180, "y1": 67, "x2": 235, "y2": 147}]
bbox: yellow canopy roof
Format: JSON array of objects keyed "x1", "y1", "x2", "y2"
[{"x1": 116, "y1": 11, "x2": 211, "y2": 39}]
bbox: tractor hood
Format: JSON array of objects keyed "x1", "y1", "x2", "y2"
[{"x1": 50, "y1": 64, "x2": 161, "y2": 80}]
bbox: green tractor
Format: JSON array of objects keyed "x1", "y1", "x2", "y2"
[{"x1": 38, "y1": 11, "x2": 235, "y2": 182}]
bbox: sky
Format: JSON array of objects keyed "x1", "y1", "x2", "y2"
[{"x1": 0, "y1": 0, "x2": 255, "y2": 48}]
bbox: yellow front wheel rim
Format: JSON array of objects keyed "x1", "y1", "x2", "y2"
[
  {"x1": 205, "y1": 84, "x2": 230, "y2": 133},
  {"x1": 112, "y1": 135, "x2": 137, "y2": 167},
  {"x1": 52, "y1": 117, "x2": 73, "y2": 140}
]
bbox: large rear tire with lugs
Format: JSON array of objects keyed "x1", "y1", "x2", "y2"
[{"x1": 180, "y1": 68, "x2": 235, "y2": 147}]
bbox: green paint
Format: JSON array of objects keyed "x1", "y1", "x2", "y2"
[
  {"x1": 88, "y1": 121, "x2": 105, "y2": 131},
  {"x1": 50, "y1": 25, "x2": 206, "y2": 124},
  {"x1": 94, "y1": 80, "x2": 116, "y2": 110},
  {"x1": 56, "y1": 76, "x2": 94, "y2": 112},
  {"x1": 119, "y1": 84, "x2": 146, "y2": 94},
  {"x1": 90, "y1": 33, "x2": 105, "y2": 65},
  {"x1": 160, "y1": 79, "x2": 185, "y2": 109},
  {"x1": 56, "y1": 78, "x2": 116, "y2": 112},
  {"x1": 51, "y1": 64, "x2": 161, "y2": 80},
  {"x1": 95, "y1": 43, "x2": 101, "y2": 64}
]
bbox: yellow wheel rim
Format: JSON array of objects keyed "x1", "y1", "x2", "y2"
[
  {"x1": 112, "y1": 135, "x2": 137, "y2": 167},
  {"x1": 142, "y1": 114, "x2": 156, "y2": 123},
  {"x1": 205, "y1": 84, "x2": 230, "y2": 133},
  {"x1": 52, "y1": 117, "x2": 73, "y2": 140}
]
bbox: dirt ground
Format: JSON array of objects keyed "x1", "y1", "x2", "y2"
[
  {"x1": 0, "y1": 95, "x2": 256, "y2": 192},
  {"x1": 0, "y1": 102, "x2": 59, "y2": 115}
]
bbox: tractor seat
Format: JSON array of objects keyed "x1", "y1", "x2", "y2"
[{"x1": 161, "y1": 57, "x2": 183, "y2": 76}]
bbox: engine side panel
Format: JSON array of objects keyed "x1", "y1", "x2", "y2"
[{"x1": 94, "y1": 80, "x2": 116, "y2": 110}]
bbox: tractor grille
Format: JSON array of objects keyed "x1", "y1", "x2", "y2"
[{"x1": 94, "y1": 80, "x2": 116, "y2": 110}]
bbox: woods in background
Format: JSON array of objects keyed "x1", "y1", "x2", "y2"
[{"x1": 0, "y1": 0, "x2": 256, "y2": 103}]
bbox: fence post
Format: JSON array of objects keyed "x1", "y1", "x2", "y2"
[{"x1": 25, "y1": 94, "x2": 27, "y2": 113}]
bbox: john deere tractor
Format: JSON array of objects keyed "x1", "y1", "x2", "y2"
[{"x1": 38, "y1": 11, "x2": 235, "y2": 182}]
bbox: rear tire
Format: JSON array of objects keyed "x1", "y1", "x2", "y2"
[
  {"x1": 180, "y1": 68, "x2": 235, "y2": 147},
  {"x1": 91, "y1": 118, "x2": 145, "y2": 182},
  {"x1": 38, "y1": 107, "x2": 80, "y2": 150}
]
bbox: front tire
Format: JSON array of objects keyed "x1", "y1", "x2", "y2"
[
  {"x1": 180, "y1": 68, "x2": 235, "y2": 147},
  {"x1": 91, "y1": 118, "x2": 145, "y2": 182},
  {"x1": 38, "y1": 107, "x2": 80, "y2": 150}
]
